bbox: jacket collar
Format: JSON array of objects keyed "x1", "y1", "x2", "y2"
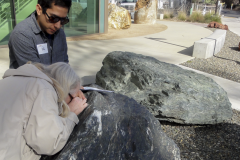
[
  {"x1": 31, "y1": 11, "x2": 42, "y2": 35},
  {"x1": 3, "y1": 64, "x2": 53, "y2": 85}
]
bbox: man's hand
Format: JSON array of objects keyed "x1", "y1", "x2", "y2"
[{"x1": 68, "y1": 97, "x2": 88, "y2": 115}]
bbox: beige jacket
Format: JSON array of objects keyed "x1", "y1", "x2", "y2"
[{"x1": 0, "y1": 64, "x2": 79, "y2": 160}]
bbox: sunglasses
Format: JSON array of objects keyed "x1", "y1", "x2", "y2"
[{"x1": 45, "y1": 12, "x2": 69, "y2": 25}]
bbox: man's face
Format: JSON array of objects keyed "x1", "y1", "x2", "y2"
[{"x1": 36, "y1": 3, "x2": 68, "y2": 35}]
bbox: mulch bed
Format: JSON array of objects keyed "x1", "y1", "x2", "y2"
[{"x1": 161, "y1": 109, "x2": 240, "y2": 160}]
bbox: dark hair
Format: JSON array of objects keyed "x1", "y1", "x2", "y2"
[{"x1": 38, "y1": 0, "x2": 72, "y2": 13}]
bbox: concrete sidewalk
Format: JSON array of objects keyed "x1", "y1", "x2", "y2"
[
  {"x1": 221, "y1": 9, "x2": 240, "y2": 36},
  {"x1": 0, "y1": 20, "x2": 239, "y2": 110},
  {"x1": 67, "y1": 21, "x2": 212, "y2": 79},
  {"x1": 222, "y1": 17, "x2": 240, "y2": 36}
]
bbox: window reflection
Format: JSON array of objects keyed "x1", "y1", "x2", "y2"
[{"x1": 64, "y1": 0, "x2": 99, "y2": 37}]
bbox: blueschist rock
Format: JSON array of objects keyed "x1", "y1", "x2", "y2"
[
  {"x1": 96, "y1": 51, "x2": 233, "y2": 124},
  {"x1": 41, "y1": 84, "x2": 180, "y2": 160}
]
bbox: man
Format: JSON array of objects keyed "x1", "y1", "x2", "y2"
[
  {"x1": 9, "y1": 0, "x2": 71, "y2": 69},
  {"x1": 9, "y1": 0, "x2": 86, "y2": 99}
]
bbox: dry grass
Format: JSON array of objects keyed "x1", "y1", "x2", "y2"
[
  {"x1": 163, "y1": 10, "x2": 174, "y2": 19},
  {"x1": 204, "y1": 12, "x2": 221, "y2": 23},
  {"x1": 189, "y1": 11, "x2": 205, "y2": 23},
  {"x1": 177, "y1": 11, "x2": 187, "y2": 21}
]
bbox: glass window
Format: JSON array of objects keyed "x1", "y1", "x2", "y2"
[
  {"x1": 0, "y1": 0, "x2": 102, "y2": 45},
  {"x1": 0, "y1": 0, "x2": 13, "y2": 45},
  {"x1": 121, "y1": 0, "x2": 138, "y2": 3},
  {"x1": 0, "y1": 0, "x2": 37, "y2": 45},
  {"x1": 64, "y1": 0, "x2": 99, "y2": 37}
]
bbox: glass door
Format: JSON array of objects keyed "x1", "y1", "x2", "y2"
[
  {"x1": 0, "y1": 0, "x2": 14, "y2": 45},
  {"x1": 64, "y1": 0, "x2": 99, "y2": 37}
]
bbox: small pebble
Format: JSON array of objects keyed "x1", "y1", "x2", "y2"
[{"x1": 161, "y1": 109, "x2": 240, "y2": 159}]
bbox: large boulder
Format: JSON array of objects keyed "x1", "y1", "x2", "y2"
[
  {"x1": 41, "y1": 84, "x2": 180, "y2": 160},
  {"x1": 134, "y1": 0, "x2": 157, "y2": 24},
  {"x1": 96, "y1": 51, "x2": 233, "y2": 124},
  {"x1": 108, "y1": 4, "x2": 131, "y2": 29}
]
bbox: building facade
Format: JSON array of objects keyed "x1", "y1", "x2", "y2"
[{"x1": 0, "y1": 0, "x2": 108, "y2": 45}]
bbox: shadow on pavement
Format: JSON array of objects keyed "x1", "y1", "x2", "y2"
[
  {"x1": 178, "y1": 45, "x2": 194, "y2": 56},
  {"x1": 145, "y1": 37, "x2": 187, "y2": 48},
  {"x1": 145, "y1": 37, "x2": 194, "y2": 56}
]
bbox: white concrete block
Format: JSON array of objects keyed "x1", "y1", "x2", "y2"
[
  {"x1": 160, "y1": 14, "x2": 164, "y2": 20},
  {"x1": 192, "y1": 39, "x2": 215, "y2": 59},
  {"x1": 192, "y1": 29, "x2": 226, "y2": 59},
  {"x1": 207, "y1": 29, "x2": 226, "y2": 54},
  {"x1": 157, "y1": 14, "x2": 164, "y2": 19}
]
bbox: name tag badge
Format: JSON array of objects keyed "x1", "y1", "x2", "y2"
[{"x1": 37, "y1": 43, "x2": 48, "y2": 55}]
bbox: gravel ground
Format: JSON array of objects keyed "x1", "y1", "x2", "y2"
[
  {"x1": 169, "y1": 28, "x2": 240, "y2": 159},
  {"x1": 181, "y1": 28, "x2": 240, "y2": 83},
  {"x1": 161, "y1": 109, "x2": 240, "y2": 160}
]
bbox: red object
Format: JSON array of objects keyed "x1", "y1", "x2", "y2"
[{"x1": 207, "y1": 22, "x2": 228, "y2": 30}]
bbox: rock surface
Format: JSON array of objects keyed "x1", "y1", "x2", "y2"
[
  {"x1": 134, "y1": 0, "x2": 157, "y2": 24},
  {"x1": 208, "y1": 21, "x2": 228, "y2": 30},
  {"x1": 41, "y1": 84, "x2": 180, "y2": 160},
  {"x1": 108, "y1": 4, "x2": 131, "y2": 29},
  {"x1": 96, "y1": 51, "x2": 233, "y2": 124}
]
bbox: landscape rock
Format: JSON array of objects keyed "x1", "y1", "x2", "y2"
[
  {"x1": 41, "y1": 84, "x2": 180, "y2": 160},
  {"x1": 208, "y1": 21, "x2": 228, "y2": 30},
  {"x1": 96, "y1": 51, "x2": 233, "y2": 124},
  {"x1": 108, "y1": 4, "x2": 131, "y2": 29},
  {"x1": 134, "y1": 0, "x2": 157, "y2": 24}
]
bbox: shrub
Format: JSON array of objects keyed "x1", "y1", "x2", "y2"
[
  {"x1": 164, "y1": 13, "x2": 170, "y2": 19},
  {"x1": 205, "y1": 0, "x2": 215, "y2": 4},
  {"x1": 71, "y1": 2, "x2": 83, "y2": 15},
  {"x1": 189, "y1": 11, "x2": 205, "y2": 23},
  {"x1": 210, "y1": 15, "x2": 222, "y2": 23},
  {"x1": 204, "y1": 12, "x2": 222, "y2": 23},
  {"x1": 164, "y1": 10, "x2": 174, "y2": 19},
  {"x1": 178, "y1": 11, "x2": 187, "y2": 21},
  {"x1": 204, "y1": 12, "x2": 213, "y2": 23}
]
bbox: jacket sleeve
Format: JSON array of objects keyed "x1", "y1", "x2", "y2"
[
  {"x1": 9, "y1": 32, "x2": 41, "y2": 67},
  {"x1": 23, "y1": 89, "x2": 79, "y2": 155}
]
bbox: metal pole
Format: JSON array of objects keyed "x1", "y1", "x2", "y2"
[
  {"x1": 9, "y1": 0, "x2": 17, "y2": 28},
  {"x1": 215, "y1": 0, "x2": 218, "y2": 15}
]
